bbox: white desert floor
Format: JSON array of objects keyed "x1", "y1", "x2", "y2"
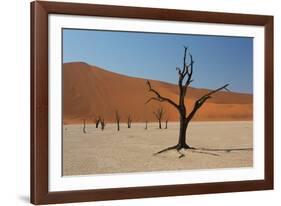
[{"x1": 63, "y1": 121, "x2": 253, "y2": 176}]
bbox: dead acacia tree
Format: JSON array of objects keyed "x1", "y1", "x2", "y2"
[
  {"x1": 100, "y1": 118, "x2": 105, "y2": 130},
  {"x1": 146, "y1": 47, "x2": 229, "y2": 157},
  {"x1": 153, "y1": 108, "x2": 165, "y2": 129},
  {"x1": 115, "y1": 111, "x2": 121, "y2": 131},
  {"x1": 145, "y1": 120, "x2": 148, "y2": 130},
  {"x1": 82, "y1": 119, "x2": 86, "y2": 134},
  {"x1": 127, "y1": 114, "x2": 132, "y2": 128},
  {"x1": 165, "y1": 118, "x2": 168, "y2": 129},
  {"x1": 94, "y1": 116, "x2": 101, "y2": 128}
]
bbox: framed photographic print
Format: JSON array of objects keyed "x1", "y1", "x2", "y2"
[{"x1": 30, "y1": 1, "x2": 274, "y2": 204}]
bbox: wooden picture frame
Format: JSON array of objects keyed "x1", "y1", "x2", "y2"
[{"x1": 31, "y1": 1, "x2": 274, "y2": 204}]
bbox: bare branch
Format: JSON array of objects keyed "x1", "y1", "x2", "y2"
[
  {"x1": 187, "y1": 52, "x2": 194, "y2": 76},
  {"x1": 182, "y1": 46, "x2": 188, "y2": 74},
  {"x1": 146, "y1": 81, "x2": 179, "y2": 110},
  {"x1": 197, "y1": 84, "x2": 229, "y2": 103},
  {"x1": 153, "y1": 108, "x2": 164, "y2": 120},
  {"x1": 145, "y1": 97, "x2": 164, "y2": 104},
  {"x1": 183, "y1": 53, "x2": 194, "y2": 87},
  {"x1": 224, "y1": 87, "x2": 231, "y2": 92},
  {"x1": 176, "y1": 67, "x2": 182, "y2": 76},
  {"x1": 187, "y1": 84, "x2": 229, "y2": 121}
]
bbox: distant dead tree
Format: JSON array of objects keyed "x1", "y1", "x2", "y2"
[
  {"x1": 82, "y1": 119, "x2": 86, "y2": 134},
  {"x1": 115, "y1": 111, "x2": 121, "y2": 131},
  {"x1": 146, "y1": 47, "x2": 229, "y2": 158},
  {"x1": 100, "y1": 118, "x2": 105, "y2": 130},
  {"x1": 165, "y1": 118, "x2": 168, "y2": 129},
  {"x1": 145, "y1": 120, "x2": 148, "y2": 130},
  {"x1": 153, "y1": 108, "x2": 165, "y2": 129},
  {"x1": 94, "y1": 116, "x2": 101, "y2": 128},
  {"x1": 127, "y1": 114, "x2": 132, "y2": 128}
]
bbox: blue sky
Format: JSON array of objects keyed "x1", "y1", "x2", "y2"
[{"x1": 63, "y1": 29, "x2": 253, "y2": 94}]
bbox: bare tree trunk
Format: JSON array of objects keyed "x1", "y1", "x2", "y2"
[
  {"x1": 127, "y1": 115, "x2": 132, "y2": 128},
  {"x1": 115, "y1": 111, "x2": 120, "y2": 131},
  {"x1": 95, "y1": 117, "x2": 101, "y2": 128},
  {"x1": 154, "y1": 108, "x2": 164, "y2": 129},
  {"x1": 101, "y1": 119, "x2": 105, "y2": 131},
  {"x1": 158, "y1": 120, "x2": 162, "y2": 129},
  {"x1": 177, "y1": 116, "x2": 190, "y2": 148},
  {"x1": 83, "y1": 119, "x2": 86, "y2": 134},
  {"x1": 165, "y1": 119, "x2": 168, "y2": 129}
]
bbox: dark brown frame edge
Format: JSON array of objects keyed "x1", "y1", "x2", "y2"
[{"x1": 30, "y1": 1, "x2": 274, "y2": 204}]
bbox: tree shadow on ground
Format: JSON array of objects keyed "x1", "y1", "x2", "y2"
[{"x1": 154, "y1": 146, "x2": 253, "y2": 159}]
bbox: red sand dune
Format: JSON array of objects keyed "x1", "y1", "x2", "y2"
[{"x1": 63, "y1": 62, "x2": 253, "y2": 124}]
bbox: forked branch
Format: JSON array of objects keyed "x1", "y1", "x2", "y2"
[
  {"x1": 146, "y1": 80, "x2": 179, "y2": 110},
  {"x1": 187, "y1": 84, "x2": 230, "y2": 121},
  {"x1": 197, "y1": 84, "x2": 230, "y2": 103}
]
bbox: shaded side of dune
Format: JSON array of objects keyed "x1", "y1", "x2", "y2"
[{"x1": 63, "y1": 62, "x2": 253, "y2": 124}]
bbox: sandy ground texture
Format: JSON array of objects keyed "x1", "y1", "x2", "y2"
[{"x1": 63, "y1": 121, "x2": 253, "y2": 176}]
